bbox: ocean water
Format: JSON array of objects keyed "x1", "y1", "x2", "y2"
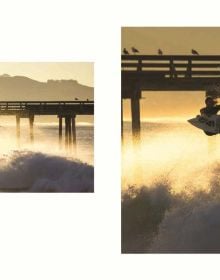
[
  {"x1": 0, "y1": 122, "x2": 94, "y2": 192},
  {"x1": 122, "y1": 120, "x2": 220, "y2": 253}
]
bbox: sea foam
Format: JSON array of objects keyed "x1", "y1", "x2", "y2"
[{"x1": 0, "y1": 151, "x2": 94, "y2": 192}]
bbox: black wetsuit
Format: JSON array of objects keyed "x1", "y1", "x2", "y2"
[
  {"x1": 200, "y1": 105, "x2": 220, "y2": 117},
  {"x1": 200, "y1": 105, "x2": 220, "y2": 135}
]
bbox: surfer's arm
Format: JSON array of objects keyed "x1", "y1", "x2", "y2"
[{"x1": 200, "y1": 108, "x2": 206, "y2": 115}]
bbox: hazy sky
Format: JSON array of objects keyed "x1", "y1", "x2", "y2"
[
  {"x1": 122, "y1": 27, "x2": 220, "y2": 55},
  {"x1": 0, "y1": 62, "x2": 94, "y2": 124},
  {"x1": 122, "y1": 27, "x2": 220, "y2": 119},
  {"x1": 0, "y1": 62, "x2": 93, "y2": 87}
]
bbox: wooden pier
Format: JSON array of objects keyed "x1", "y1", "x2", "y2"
[
  {"x1": 0, "y1": 101, "x2": 94, "y2": 149},
  {"x1": 122, "y1": 55, "x2": 220, "y2": 139}
]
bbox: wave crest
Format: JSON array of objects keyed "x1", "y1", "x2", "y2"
[
  {"x1": 122, "y1": 173, "x2": 220, "y2": 253},
  {"x1": 0, "y1": 151, "x2": 94, "y2": 192}
]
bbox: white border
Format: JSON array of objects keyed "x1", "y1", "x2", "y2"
[{"x1": 0, "y1": 0, "x2": 219, "y2": 279}]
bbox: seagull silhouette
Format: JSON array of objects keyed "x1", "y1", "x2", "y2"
[
  {"x1": 131, "y1": 47, "x2": 139, "y2": 54},
  {"x1": 191, "y1": 49, "x2": 199, "y2": 55},
  {"x1": 123, "y1": 48, "x2": 129, "y2": 55},
  {"x1": 158, "y1": 49, "x2": 163, "y2": 55}
]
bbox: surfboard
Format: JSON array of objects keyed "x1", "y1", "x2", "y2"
[{"x1": 188, "y1": 115, "x2": 220, "y2": 135}]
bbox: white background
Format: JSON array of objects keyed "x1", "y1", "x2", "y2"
[{"x1": 0, "y1": 0, "x2": 219, "y2": 279}]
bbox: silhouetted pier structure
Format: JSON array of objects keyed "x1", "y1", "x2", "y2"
[
  {"x1": 0, "y1": 101, "x2": 94, "y2": 149},
  {"x1": 122, "y1": 55, "x2": 220, "y2": 139}
]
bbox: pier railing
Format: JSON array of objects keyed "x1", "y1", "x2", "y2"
[
  {"x1": 0, "y1": 101, "x2": 94, "y2": 115},
  {"x1": 121, "y1": 55, "x2": 220, "y2": 139},
  {"x1": 121, "y1": 55, "x2": 220, "y2": 78},
  {"x1": 0, "y1": 101, "x2": 93, "y2": 110}
]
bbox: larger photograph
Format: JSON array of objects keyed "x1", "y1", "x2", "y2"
[{"x1": 121, "y1": 27, "x2": 220, "y2": 253}]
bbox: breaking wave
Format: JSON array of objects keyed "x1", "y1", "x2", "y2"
[
  {"x1": 122, "y1": 165, "x2": 220, "y2": 253},
  {"x1": 0, "y1": 151, "x2": 94, "y2": 192}
]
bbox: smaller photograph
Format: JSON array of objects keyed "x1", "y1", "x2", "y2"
[{"x1": 0, "y1": 62, "x2": 94, "y2": 192}]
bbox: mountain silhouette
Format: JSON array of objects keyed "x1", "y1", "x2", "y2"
[{"x1": 0, "y1": 75, "x2": 93, "y2": 101}]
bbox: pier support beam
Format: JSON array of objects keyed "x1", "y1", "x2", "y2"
[
  {"x1": 131, "y1": 96, "x2": 141, "y2": 140},
  {"x1": 64, "y1": 115, "x2": 76, "y2": 151},
  {"x1": 16, "y1": 115, "x2": 20, "y2": 139},
  {"x1": 65, "y1": 117, "x2": 68, "y2": 148},
  {"x1": 58, "y1": 116, "x2": 63, "y2": 147},
  {"x1": 68, "y1": 116, "x2": 72, "y2": 146},
  {"x1": 29, "y1": 115, "x2": 34, "y2": 143},
  {"x1": 71, "y1": 115, "x2": 76, "y2": 150},
  {"x1": 121, "y1": 99, "x2": 123, "y2": 140},
  {"x1": 16, "y1": 115, "x2": 21, "y2": 147}
]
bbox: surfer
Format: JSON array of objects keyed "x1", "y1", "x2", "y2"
[
  {"x1": 199, "y1": 96, "x2": 220, "y2": 135},
  {"x1": 200, "y1": 96, "x2": 220, "y2": 117},
  {"x1": 188, "y1": 96, "x2": 220, "y2": 136}
]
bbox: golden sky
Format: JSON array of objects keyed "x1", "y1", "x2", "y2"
[
  {"x1": 0, "y1": 62, "x2": 93, "y2": 87},
  {"x1": 122, "y1": 27, "x2": 220, "y2": 55},
  {"x1": 122, "y1": 27, "x2": 220, "y2": 119},
  {"x1": 0, "y1": 62, "x2": 94, "y2": 124}
]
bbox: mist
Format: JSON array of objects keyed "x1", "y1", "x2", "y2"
[{"x1": 0, "y1": 122, "x2": 94, "y2": 192}]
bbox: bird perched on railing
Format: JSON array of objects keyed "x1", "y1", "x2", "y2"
[
  {"x1": 123, "y1": 48, "x2": 129, "y2": 55},
  {"x1": 191, "y1": 49, "x2": 199, "y2": 55},
  {"x1": 131, "y1": 47, "x2": 139, "y2": 54},
  {"x1": 158, "y1": 49, "x2": 163, "y2": 55}
]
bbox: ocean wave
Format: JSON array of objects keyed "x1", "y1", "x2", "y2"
[
  {"x1": 122, "y1": 171, "x2": 220, "y2": 253},
  {"x1": 0, "y1": 151, "x2": 94, "y2": 192}
]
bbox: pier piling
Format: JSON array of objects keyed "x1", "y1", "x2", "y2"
[
  {"x1": 71, "y1": 116, "x2": 76, "y2": 149},
  {"x1": 29, "y1": 115, "x2": 34, "y2": 143},
  {"x1": 0, "y1": 101, "x2": 93, "y2": 152},
  {"x1": 16, "y1": 115, "x2": 20, "y2": 139},
  {"x1": 131, "y1": 96, "x2": 141, "y2": 140},
  {"x1": 65, "y1": 117, "x2": 68, "y2": 148},
  {"x1": 63, "y1": 115, "x2": 77, "y2": 150},
  {"x1": 121, "y1": 100, "x2": 123, "y2": 140},
  {"x1": 68, "y1": 117, "x2": 72, "y2": 147},
  {"x1": 59, "y1": 116, "x2": 63, "y2": 147}
]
